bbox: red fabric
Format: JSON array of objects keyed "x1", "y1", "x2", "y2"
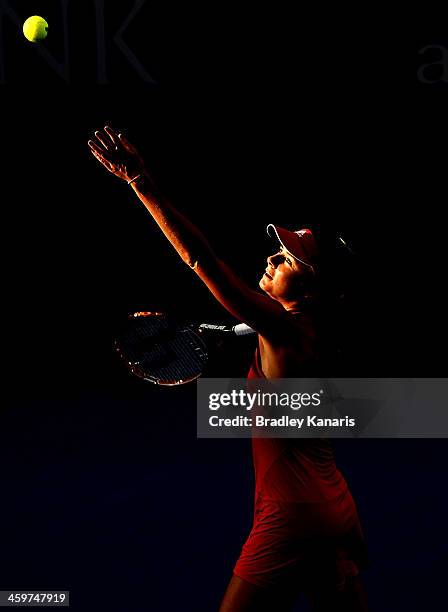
[{"x1": 233, "y1": 349, "x2": 367, "y2": 589}]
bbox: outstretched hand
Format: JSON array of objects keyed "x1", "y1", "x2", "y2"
[{"x1": 88, "y1": 125, "x2": 146, "y2": 184}]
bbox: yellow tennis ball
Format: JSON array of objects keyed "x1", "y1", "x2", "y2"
[{"x1": 23, "y1": 16, "x2": 49, "y2": 43}]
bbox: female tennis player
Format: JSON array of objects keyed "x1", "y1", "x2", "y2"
[{"x1": 88, "y1": 126, "x2": 369, "y2": 611}]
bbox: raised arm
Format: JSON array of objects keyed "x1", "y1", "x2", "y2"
[{"x1": 88, "y1": 126, "x2": 300, "y2": 342}]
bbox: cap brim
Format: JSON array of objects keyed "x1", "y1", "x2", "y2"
[
  {"x1": 266, "y1": 224, "x2": 314, "y2": 268},
  {"x1": 267, "y1": 224, "x2": 295, "y2": 254}
]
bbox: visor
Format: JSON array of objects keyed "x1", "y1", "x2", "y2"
[{"x1": 267, "y1": 224, "x2": 318, "y2": 273}]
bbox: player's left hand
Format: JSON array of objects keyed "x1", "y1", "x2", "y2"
[{"x1": 88, "y1": 125, "x2": 146, "y2": 184}]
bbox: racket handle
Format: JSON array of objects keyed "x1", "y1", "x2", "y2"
[
  {"x1": 232, "y1": 323, "x2": 256, "y2": 336},
  {"x1": 199, "y1": 324, "x2": 234, "y2": 333},
  {"x1": 198, "y1": 323, "x2": 256, "y2": 336}
]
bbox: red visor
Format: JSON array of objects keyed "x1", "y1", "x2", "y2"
[{"x1": 267, "y1": 224, "x2": 318, "y2": 272}]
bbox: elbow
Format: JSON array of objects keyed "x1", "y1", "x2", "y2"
[
  {"x1": 186, "y1": 257, "x2": 199, "y2": 271},
  {"x1": 180, "y1": 247, "x2": 199, "y2": 269},
  {"x1": 182, "y1": 246, "x2": 212, "y2": 272},
  {"x1": 176, "y1": 246, "x2": 200, "y2": 269}
]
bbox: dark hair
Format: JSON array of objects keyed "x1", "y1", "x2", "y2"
[{"x1": 311, "y1": 226, "x2": 360, "y2": 373}]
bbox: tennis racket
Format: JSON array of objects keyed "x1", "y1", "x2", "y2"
[{"x1": 115, "y1": 311, "x2": 255, "y2": 385}]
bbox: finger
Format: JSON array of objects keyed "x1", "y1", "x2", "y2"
[
  {"x1": 90, "y1": 148, "x2": 114, "y2": 172},
  {"x1": 104, "y1": 125, "x2": 120, "y2": 146},
  {"x1": 88, "y1": 139, "x2": 114, "y2": 161},
  {"x1": 90, "y1": 147, "x2": 107, "y2": 164},
  {"x1": 89, "y1": 143, "x2": 111, "y2": 164},
  {"x1": 88, "y1": 138, "x2": 108, "y2": 155},
  {"x1": 94, "y1": 130, "x2": 113, "y2": 151},
  {"x1": 118, "y1": 132, "x2": 136, "y2": 153}
]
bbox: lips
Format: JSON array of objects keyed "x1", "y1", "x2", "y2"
[{"x1": 264, "y1": 269, "x2": 273, "y2": 279}]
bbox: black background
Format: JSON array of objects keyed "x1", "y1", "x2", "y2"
[{"x1": 0, "y1": 1, "x2": 446, "y2": 611}]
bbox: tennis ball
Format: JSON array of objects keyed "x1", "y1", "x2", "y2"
[{"x1": 23, "y1": 16, "x2": 48, "y2": 43}]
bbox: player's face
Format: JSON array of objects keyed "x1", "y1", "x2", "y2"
[{"x1": 259, "y1": 247, "x2": 309, "y2": 302}]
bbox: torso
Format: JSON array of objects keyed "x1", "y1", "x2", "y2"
[
  {"x1": 258, "y1": 311, "x2": 317, "y2": 378},
  {"x1": 248, "y1": 345, "x2": 352, "y2": 507}
]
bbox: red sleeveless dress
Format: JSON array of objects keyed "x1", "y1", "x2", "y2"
[{"x1": 233, "y1": 347, "x2": 368, "y2": 590}]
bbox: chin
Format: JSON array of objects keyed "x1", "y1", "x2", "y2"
[{"x1": 259, "y1": 276, "x2": 272, "y2": 295}]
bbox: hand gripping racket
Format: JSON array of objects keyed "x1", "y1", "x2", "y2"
[{"x1": 115, "y1": 311, "x2": 255, "y2": 385}]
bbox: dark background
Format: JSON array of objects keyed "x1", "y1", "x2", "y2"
[{"x1": 0, "y1": 1, "x2": 446, "y2": 610}]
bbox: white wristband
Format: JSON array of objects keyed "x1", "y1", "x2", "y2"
[{"x1": 127, "y1": 172, "x2": 144, "y2": 186}]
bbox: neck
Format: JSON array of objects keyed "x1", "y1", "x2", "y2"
[{"x1": 282, "y1": 296, "x2": 316, "y2": 315}]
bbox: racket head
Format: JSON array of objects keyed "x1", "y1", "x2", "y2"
[{"x1": 115, "y1": 312, "x2": 208, "y2": 385}]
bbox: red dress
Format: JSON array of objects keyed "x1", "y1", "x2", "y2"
[{"x1": 233, "y1": 348, "x2": 368, "y2": 590}]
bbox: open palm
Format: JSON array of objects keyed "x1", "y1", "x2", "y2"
[{"x1": 88, "y1": 125, "x2": 145, "y2": 183}]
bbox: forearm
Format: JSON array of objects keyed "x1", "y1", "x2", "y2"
[
  {"x1": 89, "y1": 126, "x2": 301, "y2": 342},
  {"x1": 131, "y1": 172, "x2": 214, "y2": 268},
  {"x1": 130, "y1": 173, "x2": 295, "y2": 341}
]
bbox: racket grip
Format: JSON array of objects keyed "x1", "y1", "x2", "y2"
[
  {"x1": 199, "y1": 324, "x2": 233, "y2": 333},
  {"x1": 232, "y1": 323, "x2": 256, "y2": 336}
]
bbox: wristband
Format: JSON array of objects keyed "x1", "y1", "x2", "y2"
[{"x1": 127, "y1": 172, "x2": 145, "y2": 186}]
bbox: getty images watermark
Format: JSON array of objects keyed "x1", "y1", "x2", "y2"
[
  {"x1": 197, "y1": 378, "x2": 448, "y2": 438},
  {"x1": 206, "y1": 388, "x2": 356, "y2": 430}
]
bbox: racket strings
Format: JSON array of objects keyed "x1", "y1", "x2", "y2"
[{"x1": 117, "y1": 315, "x2": 208, "y2": 384}]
